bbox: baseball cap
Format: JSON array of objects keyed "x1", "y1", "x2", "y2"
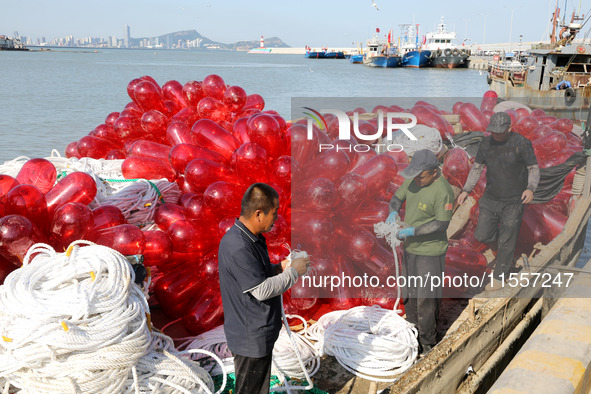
[
  {"x1": 486, "y1": 112, "x2": 512, "y2": 134},
  {"x1": 400, "y1": 149, "x2": 439, "y2": 179}
]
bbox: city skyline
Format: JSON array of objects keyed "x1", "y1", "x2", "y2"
[
  {"x1": 11, "y1": 28, "x2": 271, "y2": 50},
  {"x1": 0, "y1": 0, "x2": 583, "y2": 48}
]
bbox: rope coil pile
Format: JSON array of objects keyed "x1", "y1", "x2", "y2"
[
  {"x1": 180, "y1": 319, "x2": 319, "y2": 392},
  {"x1": 179, "y1": 326, "x2": 234, "y2": 377},
  {"x1": 271, "y1": 316, "x2": 319, "y2": 387},
  {"x1": 0, "y1": 152, "x2": 124, "y2": 181},
  {"x1": 0, "y1": 241, "x2": 219, "y2": 394},
  {"x1": 90, "y1": 179, "x2": 181, "y2": 228},
  {"x1": 307, "y1": 306, "x2": 418, "y2": 383}
]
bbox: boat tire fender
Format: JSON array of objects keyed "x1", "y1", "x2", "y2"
[
  {"x1": 565, "y1": 87, "x2": 576, "y2": 106},
  {"x1": 444, "y1": 48, "x2": 452, "y2": 56},
  {"x1": 436, "y1": 49, "x2": 442, "y2": 57},
  {"x1": 460, "y1": 49, "x2": 467, "y2": 56},
  {"x1": 452, "y1": 48, "x2": 460, "y2": 56}
]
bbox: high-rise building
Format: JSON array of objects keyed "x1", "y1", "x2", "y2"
[{"x1": 124, "y1": 25, "x2": 130, "y2": 48}]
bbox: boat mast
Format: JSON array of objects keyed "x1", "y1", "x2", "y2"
[{"x1": 550, "y1": 0, "x2": 560, "y2": 44}]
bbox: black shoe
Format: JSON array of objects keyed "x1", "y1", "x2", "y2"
[{"x1": 419, "y1": 343, "x2": 433, "y2": 357}]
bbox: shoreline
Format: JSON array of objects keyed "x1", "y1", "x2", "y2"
[{"x1": 24, "y1": 40, "x2": 571, "y2": 55}]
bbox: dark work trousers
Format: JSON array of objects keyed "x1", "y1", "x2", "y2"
[
  {"x1": 401, "y1": 251, "x2": 445, "y2": 348},
  {"x1": 474, "y1": 194, "x2": 524, "y2": 281},
  {"x1": 232, "y1": 352, "x2": 273, "y2": 394}
]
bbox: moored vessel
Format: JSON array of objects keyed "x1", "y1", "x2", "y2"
[
  {"x1": 399, "y1": 24, "x2": 431, "y2": 68},
  {"x1": 362, "y1": 33, "x2": 402, "y2": 67},
  {"x1": 424, "y1": 17, "x2": 469, "y2": 68},
  {"x1": 487, "y1": 5, "x2": 591, "y2": 119},
  {"x1": 305, "y1": 46, "x2": 345, "y2": 59}
]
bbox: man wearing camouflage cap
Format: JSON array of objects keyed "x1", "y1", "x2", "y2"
[{"x1": 458, "y1": 112, "x2": 539, "y2": 289}]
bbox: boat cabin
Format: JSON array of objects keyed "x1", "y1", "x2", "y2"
[
  {"x1": 525, "y1": 44, "x2": 591, "y2": 90},
  {"x1": 488, "y1": 43, "x2": 591, "y2": 119},
  {"x1": 424, "y1": 17, "x2": 457, "y2": 51}
]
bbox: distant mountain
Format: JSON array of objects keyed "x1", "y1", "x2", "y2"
[{"x1": 131, "y1": 30, "x2": 290, "y2": 50}]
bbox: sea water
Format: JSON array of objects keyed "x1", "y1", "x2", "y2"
[
  {"x1": 0, "y1": 48, "x2": 588, "y2": 266},
  {"x1": 0, "y1": 48, "x2": 487, "y2": 161}
]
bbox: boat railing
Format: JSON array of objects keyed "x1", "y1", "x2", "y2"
[
  {"x1": 489, "y1": 64, "x2": 529, "y2": 87},
  {"x1": 489, "y1": 62, "x2": 530, "y2": 72}
]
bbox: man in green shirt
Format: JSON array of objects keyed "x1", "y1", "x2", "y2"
[{"x1": 386, "y1": 149, "x2": 454, "y2": 355}]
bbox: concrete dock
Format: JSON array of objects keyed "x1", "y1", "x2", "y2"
[{"x1": 488, "y1": 259, "x2": 591, "y2": 393}]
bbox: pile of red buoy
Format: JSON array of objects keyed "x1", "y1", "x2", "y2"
[{"x1": 0, "y1": 77, "x2": 582, "y2": 335}]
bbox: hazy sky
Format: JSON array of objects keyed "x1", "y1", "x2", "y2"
[{"x1": 1, "y1": 0, "x2": 585, "y2": 47}]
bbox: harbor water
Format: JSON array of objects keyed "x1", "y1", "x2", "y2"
[{"x1": 0, "y1": 48, "x2": 589, "y2": 266}]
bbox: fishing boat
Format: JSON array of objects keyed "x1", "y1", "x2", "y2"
[
  {"x1": 401, "y1": 49, "x2": 431, "y2": 68},
  {"x1": 310, "y1": 111, "x2": 591, "y2": 393},
  {"x1": 348, "y1": 44, "x2": 365, "y2": 64},
  {"x1": 305, "y1": 46, "x2": 345, "y2": 59},
  {"x1": 369, "y1": 52, "x2": 402, "y2": 67},
  {"x1": 424, "y1": 17, "x2": 470, "y2": 68},
  {"x1": 364, "y1": 46, "x2": 402, "y2": 68},
  {"x1": 362, "y1": 34, "x2": 402, "y2": 68},
  {"x1": 399, "y1": 24, "x2": 431, "y2": 68},
  {"x1": 305, "y1": 46, "x2": 327, "y2": 59},
  {"x1": 362, "y1": 35, "x2": 382, "y2": 66},
  {"x1": 348, "y1": 53, "x2": 364, "y2": 64},
  {"x1": 487, "y1": 6, "x2": 591, "y2": 120},
  {"x1": 324, "y1": 50, "x2": 346, "y2": 59}
]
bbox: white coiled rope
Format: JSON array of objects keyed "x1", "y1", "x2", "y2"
[
  {"x1": 292, "y1": 221, "x2": 419, "y2": 383},
  {"x1": 0, "y1": 151, "x2": 124, "y2": 180},
  {"x1": 272, "y1": 316, "x2": 320, "y2": 382},
  {"x1": 308, "y1": 306, "x2": 418, "y2": 383},
  {"x1": 47, "y1": 150, "x2": 124, "y2": 180},
  {"x1": 179, "y1": 318, "x2": 321, "y2": 382},
  {"x1": 387, "y1": 124, "x2": 443, "y2": 156},
  {"x1": 0, "y1": 156, "x2": 34, "y2": 177},
  {"x1": 0, "y1": 241, "x2": 220, "y2": 394},
  {"x1": 180, "y1": 318, "x2": 319, "y2": 393},
  {"x1": 91, "y1": 179, "x2": 181, "y2": 228},
  {"x1": 178, "y1": 326, "x2": 234, "y2": 377}
]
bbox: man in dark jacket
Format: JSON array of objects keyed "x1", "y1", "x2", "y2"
[
  {"x1": 218, "y1": 183, "x2": 309, "y2": 394},
  {"x1": 457, "y1": 112, "x2": 539, "y2": 288}
]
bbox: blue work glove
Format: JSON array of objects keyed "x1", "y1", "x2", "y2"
[
  {"x1": 397, "y1": 227, "x2": 415, "y2": 239},
  {"x1": 386, "y1": 211, "x2": 398, "y2": 224}
]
